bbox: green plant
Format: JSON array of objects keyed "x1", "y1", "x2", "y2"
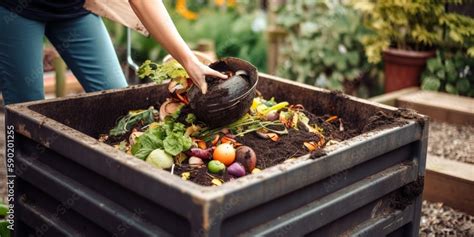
[
  {"x1": 137, "y1": 60, "x2": 188, "y2": 84},
  {"x1": 421, "y1": 50, "x2": 474, "y2": 97},
  {"x1": 0, "y1": 202, "x2": 10, "y2": 237},
  {"x1": 131, "y1": 115, "x2": 193, "y2": 160},
  {"x1": 276, "y1": 0, "x2": 376, "y2": 94},
  {"x1": 184, "y1": 9, "x2": 267, "y2": 71},
  {"x1": 103, "y1": 4, "x2": 267, "y2": 71},
  {"x1": 353, "y1": 0, "x2": 474, "y2": 63},
  {"x1": 109, "y1": 107, "x2": 157, "y2": 137}
]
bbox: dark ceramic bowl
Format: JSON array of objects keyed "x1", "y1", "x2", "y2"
[{"x1": 188, "y1": 57, "x2": 258, "y2": 127}]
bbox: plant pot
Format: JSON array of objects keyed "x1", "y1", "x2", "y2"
[{"x1": 383, "y1": 48, "x2": 435, "y2": 92}]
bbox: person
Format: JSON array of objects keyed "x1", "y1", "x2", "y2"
[{"x1": 0, "y1": 0, "x2": 226, "y2": 105}]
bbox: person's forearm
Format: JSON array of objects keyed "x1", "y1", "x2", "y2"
[{"x1": 129, "y1": 0, "x2": 197, "y2": 67}]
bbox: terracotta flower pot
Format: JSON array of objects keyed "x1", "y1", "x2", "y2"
[{"x1": 383, "y1": 48, "x2": 435, "y2": 92}]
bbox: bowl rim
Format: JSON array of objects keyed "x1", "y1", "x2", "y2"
[{"x1": 203, "y1": 57, "x2": 259, "y2": 110}]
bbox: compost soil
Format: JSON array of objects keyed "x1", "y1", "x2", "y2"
[
  {"x1": 105, "y1": 96, "x2": 416, "y2": 187},
  {"x1": 235, "y1": 128, "x2": 320, "y2": 169},
  {"x1": 387, "y1": 177, "x2": 424, "y2": 210}
]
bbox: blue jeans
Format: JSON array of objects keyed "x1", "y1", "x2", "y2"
[{"x1": 0, "y1": 6, "x2": 128, "y2": 105}]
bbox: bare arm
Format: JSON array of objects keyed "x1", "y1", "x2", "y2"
[{"x1": 129, "y1": 0, "x2": 226, "y2": 94}]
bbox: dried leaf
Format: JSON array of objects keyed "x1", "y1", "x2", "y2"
[
  {"x1": 268, "y1": 133, "x2": 279, "y2": 141},
  {"x1": 176, "y1": 93, "x2": 189, "y2": 104},
  {"x1": 175, "y1": 153, "x2": 188, "y2": 165},
  {"x1": 181, "y1": 172, "x2": 190, "y2": 180},
  {"x1": 251, "y1": 168, "x2": 262, "y2": 174},
  {"x1": 326, "y1": 115, "x2": 338, "y2": 123},
  {"x1": 211, "y1": 135, "x2": 220, "y2": 146},
  {"x1": 98, "y1": 134, "x2": 108, "y2": 143},
  {"x1": 221, "y1": 136, "x2": 237, "y2": 144},
  {"x1": 198, "y1": 141, "x2": 207, "y2": 149},
  {"x1": 304, "y1": 142, "x2": 317, "y2": 151},
  {"x1": 211, "y1": 178, "x2": 223, "y2": 186}
]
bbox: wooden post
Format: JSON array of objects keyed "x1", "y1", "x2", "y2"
[{"x1": 266, "y1": 0, "x2": 287, "y2": 75}]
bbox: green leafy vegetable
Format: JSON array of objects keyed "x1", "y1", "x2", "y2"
[
  {"x1": 185, "y1": 113, "x2": 197, "y2": 124},
  {"x1": 137, "y1": 60, "x2": 188, "y2": 84},
  {"x1": 131, "y1": 116, "x2": 192, "y2": 160},
  {"x1": 109, "y1": 107, "x2": 156, "y2": 137}
]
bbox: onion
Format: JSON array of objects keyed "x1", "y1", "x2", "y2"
[
  {"x1": 235, "y1": 146, "x2": 257, "y2": 172},
  {"x1": 227, "y1": 162, "x2": 246, "y2": 177},
  {"x1": 187, "y1": 148, "x2": 212, "y2": 159},
  {"x1": 266, "y1": 110, "x2": 279, "y2": 121},
  {"x1": 168, "y1": 80, "x2": 179, "y2": 93},
  {"x1": 188, "y1": 156, "x2": 204, "y2": 168}
]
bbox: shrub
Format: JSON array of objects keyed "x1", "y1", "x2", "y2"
[
  {"x1": 353, "y1": 0, "x2": 474, "y2": 63},
  {"x1": 276, "y1": 0, "x2": 379, "y2": 95},
  {"x1": 422, "y1": 50, "x2": 474, "y2": 97}
]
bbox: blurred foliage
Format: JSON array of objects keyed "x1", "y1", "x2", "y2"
[
  {"x1": 421, "y1": 50, "x2": 474, "y2": 97},
  {"x1": 276, "y1": 0, "x2": 382, "y2": 97},
  {"x1": 104, "y1": 1, "x2": 267, "y2": 72},
  {"x1": 352, "y1": 0, "x2": 474, "y2": 63}
]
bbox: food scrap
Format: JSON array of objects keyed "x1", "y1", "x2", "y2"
[{"x1": 99, "y1": 60, "x2": 348, "y2": 187}]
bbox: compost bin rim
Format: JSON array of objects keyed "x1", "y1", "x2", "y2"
[
  {"x1": 258, "y1": 73, "x2": 399, "y2": 112},
  {"x1": 6, "y1": 101, "x2": 422, "y2": 200},
  {"x1": 4, "y1": 74, "x2": 427, "y2": 202}
]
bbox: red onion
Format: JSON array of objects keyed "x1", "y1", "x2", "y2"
[
  {"x1": 187, "y1": 148, "x2": 212, "y2": 159},
  {"x1": 235, "y1": 146, "x2": 257, "y2": 172},
  {"x1": 227, "y1": 162, "x2": 246, "y2": 177}
]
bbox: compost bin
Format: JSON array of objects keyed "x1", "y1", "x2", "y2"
[{"x1": 5, "y1": 73, "x2": 428, "y2": 237}]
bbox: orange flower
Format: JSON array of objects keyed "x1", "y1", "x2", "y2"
[
  {"x1": 215, "y1": 0, "x2": 236, "y2": 7},
  {"x1": 176, "y1": 0, "x2": 198, "y2": 20}
]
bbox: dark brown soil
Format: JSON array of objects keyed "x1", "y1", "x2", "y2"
[
  {"x1": 235, "y1": 129, "x2": 320, "y2": 169},
  {"x1": 174, "y1": 164, "x2": 233, "y2": 186},
  {"x1": 361, "y1": 110, "x2": 407, "y2": 133},
  {"x1": 304, "y1": 111, "x2": 359, "y2": 140},
  {"x1": 387, "y1": 177, "x2": 424, "y2": 210},
  {"x1": 104, "y1": 93, "x2": 419, "y2": 186}
]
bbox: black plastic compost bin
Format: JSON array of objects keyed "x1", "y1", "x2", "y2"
[{"x1": 5, "y1": 73, "x2": 428, "y2": 237}]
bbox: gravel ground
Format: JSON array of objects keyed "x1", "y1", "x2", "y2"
[
  {"x1": 421, "y1": 201, "x2": 474, "y2": 237},
  {"x1": 428, "y1": 121, "x2": 474, "y2": 164}
]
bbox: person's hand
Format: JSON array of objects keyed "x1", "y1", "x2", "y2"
[{"x1": 183, "y1": 58, "x2": 227, "y2": 94}]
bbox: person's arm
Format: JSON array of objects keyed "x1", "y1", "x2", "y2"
[{"x1": 129, "y1": 0, "x2": 226, "y2": 94}]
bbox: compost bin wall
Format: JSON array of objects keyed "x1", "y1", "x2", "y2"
[{"x1": 5, "y1": 73, "x2": 428, "y2": 237}]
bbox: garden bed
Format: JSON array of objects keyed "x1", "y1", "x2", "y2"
[{"x1": 397, "y1": 90, "x2": 474, "y2": 126}]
